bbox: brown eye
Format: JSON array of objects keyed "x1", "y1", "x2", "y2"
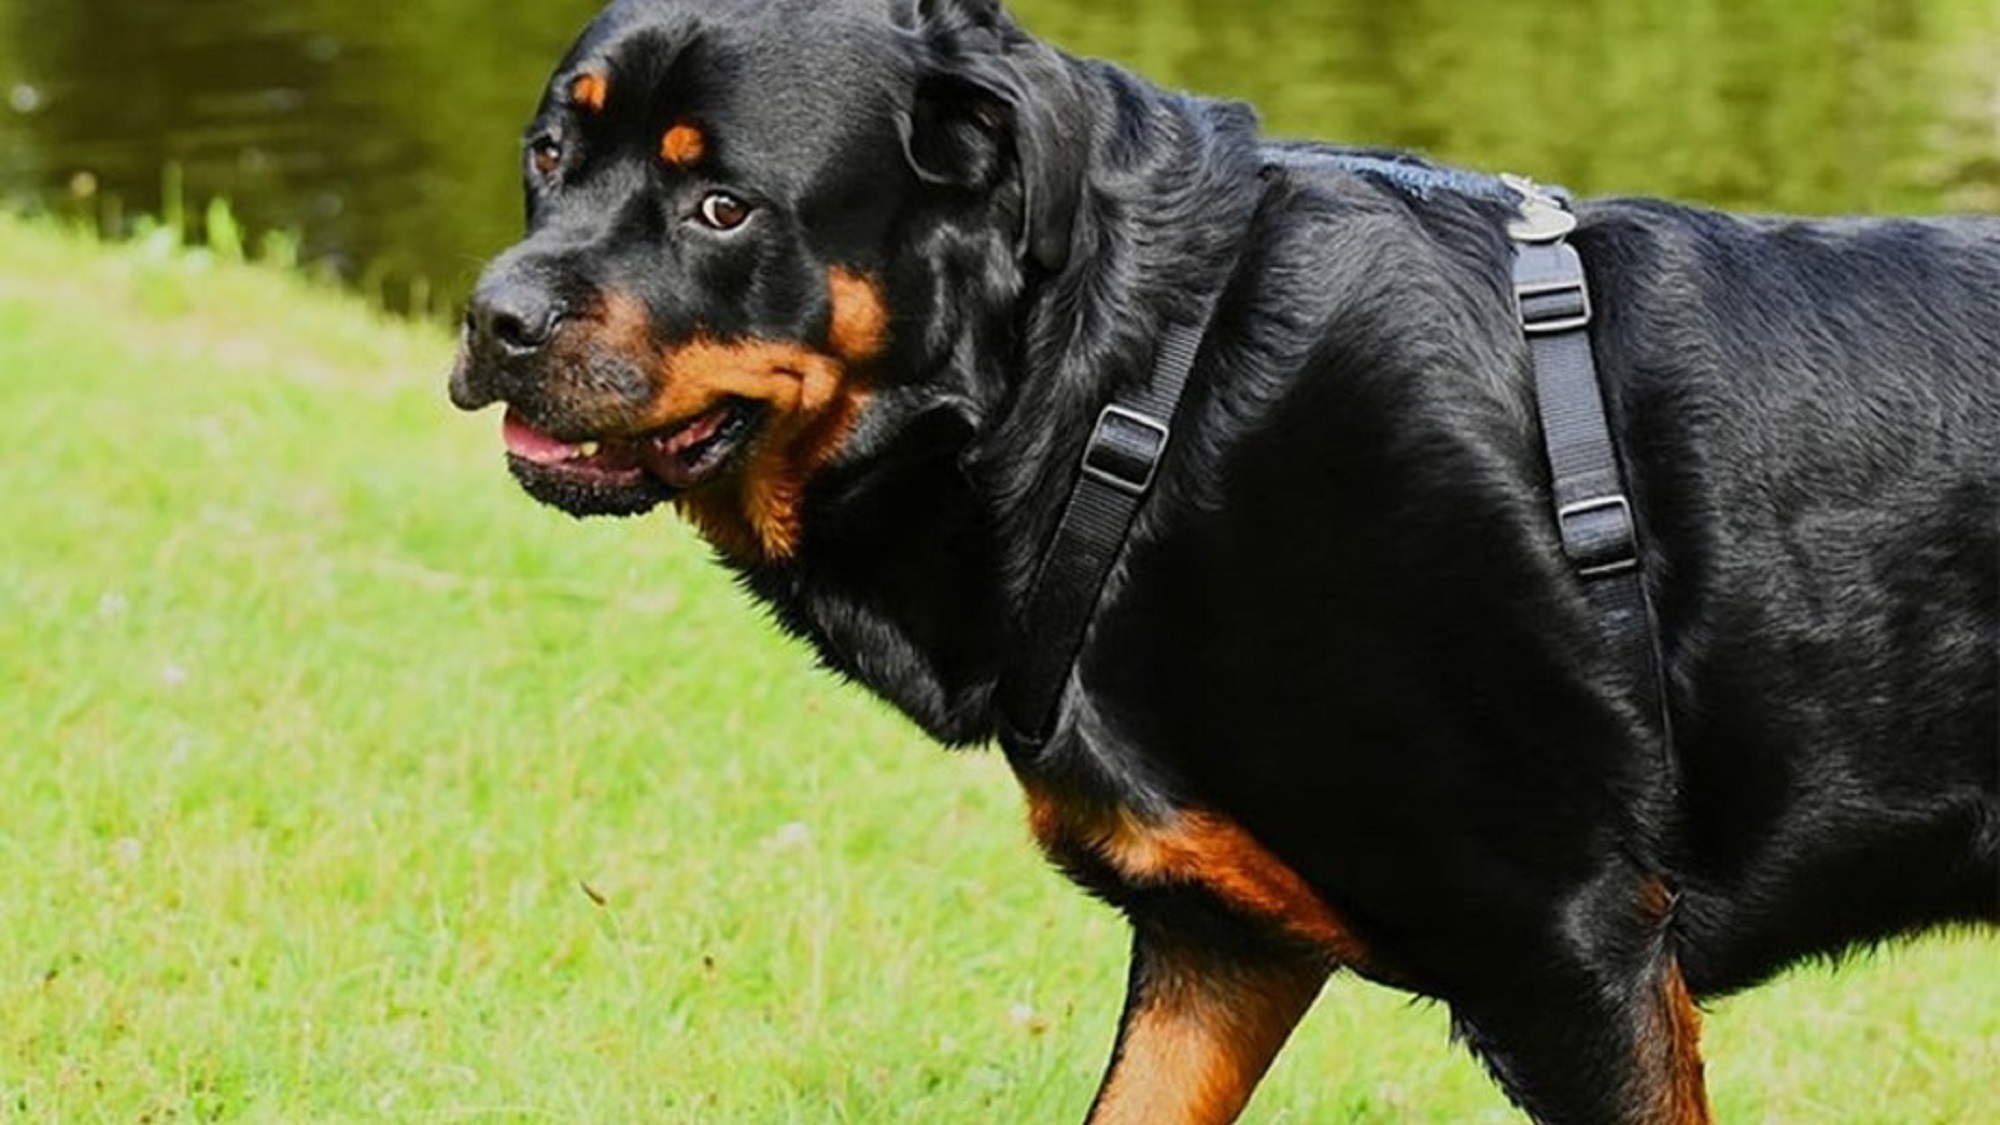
[
  {"x1": 697, "y1": 192, "x2": 750, "y2": 231},
  {"x1": 529, "y1": 137, "x2": 563, "y2": 178}
]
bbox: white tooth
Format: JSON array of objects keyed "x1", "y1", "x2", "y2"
[{"x1": 575, "y1": 441, "x2": 600, "y2": 459}]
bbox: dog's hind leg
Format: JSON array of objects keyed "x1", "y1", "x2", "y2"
[
  {"x1": 1451, "y1": 949, "x2": 1713, "y2": 1125},
  {"x1": 1083, "y1": 922, "x2": 1328, "y2": 1125}
]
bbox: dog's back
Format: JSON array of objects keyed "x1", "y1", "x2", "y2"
[
  {"x1": 1568, "y1": 203, "x2": 1992, "y2": 988},
  {"x1": 1580, "y1": 202, "x2": 2000, "y2": 991}
]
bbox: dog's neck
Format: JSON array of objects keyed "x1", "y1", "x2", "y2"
[
  {"x1": 741, "y1": 61, "x2": 1268, "y2": 766},
  {"x1": 976, "y1": 62, "x2": 1269, "y2": 601}
]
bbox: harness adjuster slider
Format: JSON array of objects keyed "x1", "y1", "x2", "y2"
[
  {"x1": 1558, "y1": 494, "x2": 1639, "y2": 577},
  {"x1": 1081, "y1": 405, "x2": 1171, "y2": 495},
  {"x1": 1517, "y1": 277, "x2": 1593, "y2": 335}
]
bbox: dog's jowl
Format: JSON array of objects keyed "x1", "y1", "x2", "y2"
[{"x1": 449, "y1": 1, "x2": 2000, "y2": 1121}]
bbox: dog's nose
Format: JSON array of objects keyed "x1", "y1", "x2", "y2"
[
  {"x1": 467, "y1": 278, "x2": 562, "y2": 358},
  {"x1": 451, "y1": 271, "x2": 568, "y2": 411}
]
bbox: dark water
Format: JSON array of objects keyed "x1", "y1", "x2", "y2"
[{"x1": 3, "y1": 0, "x2": 1996, "y2": 316}]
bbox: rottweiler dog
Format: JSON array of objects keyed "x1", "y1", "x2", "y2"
[{"x1": 447, "y1": 0, "x2": 2000, "y2": 1121}]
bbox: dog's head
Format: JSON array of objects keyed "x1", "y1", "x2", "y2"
[{"x1": 448, "y1": 0, "x2": 1086, "y2": 562}]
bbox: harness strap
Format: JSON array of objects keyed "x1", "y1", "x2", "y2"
[
  {"x1": 1508, "y1": 178, "x2": 1672, "y2": 756},
  {"x1": 1000, "y1": 166, "x2": 1672, "y2": 766},
  {"x1": 999, "y1": 311, "x2": 1217, "y2": 751}
]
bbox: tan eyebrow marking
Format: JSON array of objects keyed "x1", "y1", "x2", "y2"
[
  {"x1": 661, "y1": 120, "x2": 707, "y2": 168},
  {"x1": 570, "y1": 72, "x2": 608, "y2": 113}
]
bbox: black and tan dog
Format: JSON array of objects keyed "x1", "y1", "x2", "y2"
[{"x1": 448, "y1": 0, "x2": 2000, "y2": 1120}]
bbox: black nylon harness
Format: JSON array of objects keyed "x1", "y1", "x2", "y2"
[
  {"x1": 999, "y1": 165, "x2": 1669, "y2": 764},
  {"x1": 1505, "y1": 176, "x2": 1672, "y2": 762},
  {"x1": 996, "y1": 313, "x2": 1217, "y2": 746}
]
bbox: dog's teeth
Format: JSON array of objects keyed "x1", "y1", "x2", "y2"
[{"x1": 575, "y1": 441, "x2": 600, "y2": 459}]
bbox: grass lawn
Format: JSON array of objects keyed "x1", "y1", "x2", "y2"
[{"x1": 0, "y1": 214, "x2": 1994, "y2": 1122}]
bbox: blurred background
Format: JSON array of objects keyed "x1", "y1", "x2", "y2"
[{"x1": 2, "y1": 0, "x2": 1996, "y2": 317}]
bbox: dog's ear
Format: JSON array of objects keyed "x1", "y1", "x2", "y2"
[
  {"x1": 899, "y1": 0, "x2": 1085, "y2": 273},
  {"x1": 902, "y1": 70, "x2": 1010, "y2": 196}
]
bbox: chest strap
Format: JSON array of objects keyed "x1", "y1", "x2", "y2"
[
  {"x1": 1507, "y1": 176, "x2": 1672, "y2": 760},
  {"x1": 998, "y1": 305, "x2": 1221, "y2": 752}
]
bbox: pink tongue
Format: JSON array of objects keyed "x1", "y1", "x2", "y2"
[{"x1": 502, "y1": 409, "x2": 580, "y2": 466}]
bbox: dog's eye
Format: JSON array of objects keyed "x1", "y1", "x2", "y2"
[
  {"x1": 529, "y1": 137, "x2": 564, "y2": 179},
  {"x1": 696, "y1": 192, "x2": 751, "y2": 232}
]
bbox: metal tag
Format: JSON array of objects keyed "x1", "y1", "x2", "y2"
[{"x1": 1502, "y1": 173, "x2": 1578, "y2": 242}]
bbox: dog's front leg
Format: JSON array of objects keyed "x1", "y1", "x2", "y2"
[{"x1": 1084, "y1": 923, "x2": 1328, "y2": 1125}]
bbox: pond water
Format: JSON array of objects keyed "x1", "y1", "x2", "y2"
[{"x1": 2, "y1": 0, "x2": 1996, "y2": 316}]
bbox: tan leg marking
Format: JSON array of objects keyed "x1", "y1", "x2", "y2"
[
  {"x1": 1637, "y1": 956, "x2": 1713, "y2": 1125},
  {"x1": 1089, "y1": 941, "x2": 1326, "y2": 1125},
  {"x1": 1019, "y1": 784, "x2": 1364, "y2": 1123}
]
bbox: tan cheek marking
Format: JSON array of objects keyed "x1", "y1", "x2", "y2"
[
  {"x1": 645, "y1": 339, "x2": 833, "y2": 427},
  {"x1": 588, "y1": 290, "x2": 657, "y2": 359},
  {"x1": 661, "y1": 121, "x2": 706, "y2": 167},
  {"x1": 1024, "y1": 784, "x2": 1369, "y2": 967},
  {"x1": 641, "y1": 271, "x2": 887, "y2": 562},
  {"x1": 571, "y1": 72, "x2": 608, "y2": 113},
  {"x1": 544, "y1": 290, "x2": 656, "y2": 385},
  {"x1": 827, "y1": 267, "x2": 888, "y2": 363},
  {"x1": 1089, "y1": 954, "x2": 1324, "y2": 1125},
  {"x1": 652, "y1": 339, "x2": 869, "y2": 563}
]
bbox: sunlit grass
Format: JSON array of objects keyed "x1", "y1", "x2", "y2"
[{"x1": 1, "y1": 214, "x2": 1993, "y2": 1122}]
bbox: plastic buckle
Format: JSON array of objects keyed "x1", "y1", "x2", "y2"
[
  {"x1": 1517, "y1": 276, "x2": 1593, "y2": 335},
  {"x1": 1558, "y1": 495, "x2": 1639, "y2": 577},
  {"x1": 1081, "y1": 405, "x2": 1170, "y2": 495}
]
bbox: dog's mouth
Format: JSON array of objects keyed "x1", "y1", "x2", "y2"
[{"x1": 501, "y1": 399, "x2": 766, "y2": 517}]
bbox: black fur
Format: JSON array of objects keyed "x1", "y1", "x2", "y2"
[{"x1": 452, "y1": 1, "x2": 2000, "y2": 1120}]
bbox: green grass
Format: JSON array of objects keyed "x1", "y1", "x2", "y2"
[{"x1": 0, "y1": 213, "x2": 1993, "y2": 1123}]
